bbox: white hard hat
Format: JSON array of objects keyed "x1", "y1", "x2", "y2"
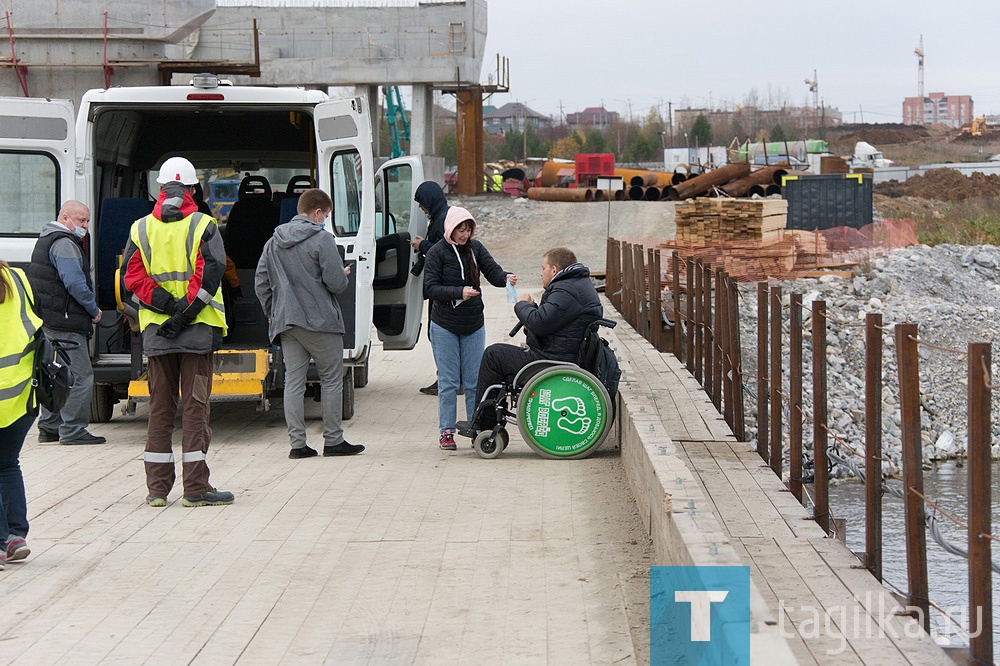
[{"x1": 156, "y1": 157, "x2": 198, "y2": 185}]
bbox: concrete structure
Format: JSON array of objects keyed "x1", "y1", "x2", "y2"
[
  {"x1": 483, "y1": 101, "x2": 552, "y2": 136},
  {"x1": 0, "y1": 1, "x2": 488, "y2": 157},
  {"x1": 903, "y1": 92, "x2": 974, "y2": 128}
]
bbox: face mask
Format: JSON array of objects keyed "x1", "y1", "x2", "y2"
[{"x1": 72, "y1": 226, "x2": 87, "y2": 239}]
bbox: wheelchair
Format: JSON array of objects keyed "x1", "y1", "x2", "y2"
[{"x1": 458, "y1": 319, "x2": 618, "y2": 460}]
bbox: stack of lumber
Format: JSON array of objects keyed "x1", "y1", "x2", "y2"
[
  {"x1": 658, "y1": 237, "x2": 798, "y2": 283},
  {"x1": 784, "y1": 229, "x2": 830, "y2": 268},
  {"x1": 675, "y1": 198, "x2": 788, "y2": 243}
]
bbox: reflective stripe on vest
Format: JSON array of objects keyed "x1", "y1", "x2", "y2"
[
  {"x1": 0, "y1": 267, "x2": 43, "y2": 427},
  {"x1": 130, "y1": 212, "x2": 227, "y2": 334}
]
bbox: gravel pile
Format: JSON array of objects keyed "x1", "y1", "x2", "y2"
[{"x1": 738, "y1": 243, "x2": 1000, "y2": 479}]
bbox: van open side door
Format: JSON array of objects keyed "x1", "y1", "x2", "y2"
[
  {"x1": 373, "y1": 156, "x2": 444, "y2": 350},
  {"x1": 312, "y1": 97, "x2": 376, "y2": 363},
  {"x1": 0, "y1": 97, "x2": 76, "y2": 264}
]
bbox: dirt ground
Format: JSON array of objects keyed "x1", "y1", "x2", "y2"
[
  {"x1": 875, "y1": 168, "x2": 1000, "y2": 202},
  {"x1": 452, "y1": 195, "x2": 676, "y2": 283}
]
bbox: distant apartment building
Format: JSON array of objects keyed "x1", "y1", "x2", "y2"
[
  {"x1": 566, "y1": 106, "x2": 620, "y2": 131},
  {"x1": 902, "y1": 92, "x2": 973, "y2": 128},
  {"x1": 483, "y1": 102, "x2": 553, "y2": 136}
]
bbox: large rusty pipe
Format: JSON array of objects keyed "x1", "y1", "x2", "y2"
[
  {"x1": 643, "y1": 186, "x2": 662, "y2": 201},
  {"x1": 765, "y1": 184, "x2": 782, "y2": 196},
  {"x1": 671, "y1": 172, "x2": 687, "y2": 185},
  {"x1": 593, "y1": 189, "x2": 606, "y2": 202},
  {"x1": 747, "y1": 183, "x2": 768, "y2": 198},
  {"x1": 665, "y1": 162, "x2": 751, "y2": 201},
  {"x1": 630, "y1": 173, "x2": 659, "y2": 188},
  {"x1": 526, "y1": 187, "x2": 593, "y2": 202},
  {"x1": 536, "y1": 160, "x2": 575, "y2": 187},
  {"x1": 720, "y1": 165, "x2": 788, "y2": 197},
  {"x1": 628, "y1": 186, "x2": 646, "y2": 200}
]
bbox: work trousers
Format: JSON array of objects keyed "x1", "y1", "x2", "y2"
[
  {"x1": 475, "y1": 343, "x2": 545, "y2": 407},
  {"x1": 144, "y1": 352, "x2": 213, "y2": 497},
  {"x1": 38, "y1": 329, "x2": 93, "y2": 440}
]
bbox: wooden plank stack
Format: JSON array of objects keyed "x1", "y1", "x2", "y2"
[
  {"x1": 658, "y1": 238, "x2": 798, "y2": 283},
  {"x1": 675, "y1": 198, "x2": 788, "y2": 243}
]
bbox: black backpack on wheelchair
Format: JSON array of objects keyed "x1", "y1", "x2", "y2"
[{"x1": 577, "y1": 319, "x2": 621, "y2": 402}]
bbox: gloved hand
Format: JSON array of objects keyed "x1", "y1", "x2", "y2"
[{"x1": 156, "y1": 314, "x2": 187, "y2": 339}]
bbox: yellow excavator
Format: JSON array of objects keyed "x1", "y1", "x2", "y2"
[{"x1": 961, "y1": 115, "x2": 987, "y2": 137}]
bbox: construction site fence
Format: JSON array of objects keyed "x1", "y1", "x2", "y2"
[{"x1": 606, "y1": 238, "x2": 994, "y2": 664}]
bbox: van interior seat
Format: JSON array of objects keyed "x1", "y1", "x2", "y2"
[
  {"x1": 278, "y1": 197, "x2": 299, "y2": 226},
  {"x1": 224, "y1": 175, "x2": 279, "y2": 269},
  {"x1": 97, "y1": 197, "x2": 154, "y2": 309},
  {"x1": 276, "y1": 175, "x2": 315, "y2": 225}
]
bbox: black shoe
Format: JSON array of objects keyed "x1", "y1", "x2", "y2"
[
  {"x1": 419, "y1": 381, "x2": 438, "y2": 396},
  {"x1": 289, "y1": 445, "x2": 318, "y2": 459},
  {"x1": 324, "y1": 441, "x2": 365, "y2": 456},
  {"x1": 182, "y1": 487, "x2": 235, "y2": 507},
  {"x1": 60, "y1": 432, "x2": 106, "y2": 445},
  {"x1": 38, "y1": 428, "x2": 59, "y2": 443}
]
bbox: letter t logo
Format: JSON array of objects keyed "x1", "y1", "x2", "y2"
[{"x1": 674, "y1": 590, "x2": 729, "y2": 641}]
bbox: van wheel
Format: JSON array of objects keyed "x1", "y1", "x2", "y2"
[
  {"x1": 353, "y1": 359, "x2": 369, "y2": 388},
  {"x1": 90, "y1": 384, "x2": 115, "y2": 423},
  {"x1": 342, "y1": 369, "x2": 355, "y2": 421}
]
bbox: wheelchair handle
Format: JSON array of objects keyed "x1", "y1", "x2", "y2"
[{"x1": 595, "y1": 318, "x2": 617, "y2": 329}]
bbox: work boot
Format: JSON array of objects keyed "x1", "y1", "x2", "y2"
[
  {"x1": 182, "y1": 488, "x2": 235, "y2": 507},
  {"x1": 60, "y1": 432, "x2": 106, "y2": 445},
  {"x1": 419, "y1": 380, "x2": 438, "y2": 396},
  {"x1": 38, "y1": 428, "x2": 58, "y2": 443}
]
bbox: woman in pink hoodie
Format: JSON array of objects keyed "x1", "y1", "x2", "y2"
[{"x1": 422, "y1": 207, "x2": 516, "y2": 450}]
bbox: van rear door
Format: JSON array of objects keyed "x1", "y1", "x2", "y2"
[
  {"x1": 313, "y1": 98, "x2": 375, "y2": 362},
  {"x1": 0, "y1": 97, "x2": 76, "y2": 264},
  {"x1": 373, "y1": 156, "x2": 442, "y2": 350}
]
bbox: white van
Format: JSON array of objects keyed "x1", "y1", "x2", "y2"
[{"x1": 0, "y1": 75, "x2": 437, "y2": 421}]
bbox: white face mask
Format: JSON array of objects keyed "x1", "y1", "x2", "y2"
[{"x1": 72, "y1": 226, "x2": 87, "y2": 239}]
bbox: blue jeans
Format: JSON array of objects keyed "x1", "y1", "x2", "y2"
[
  {"x1": 429, "y1": 322, "x2": 484, "y2": 432},
  {"x1": 0, "y1": 411, "x2": 34, "y2": 541}
]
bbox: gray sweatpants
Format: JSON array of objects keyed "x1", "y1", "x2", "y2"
[
  {"x1": 280, "y1": 326, "x2": 345, "y2": 449},
  {"x1": 38, "y1": 328, "x2": 93, "y2": 441}
]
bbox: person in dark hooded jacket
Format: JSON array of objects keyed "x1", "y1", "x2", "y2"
[
  {"x1": 255, "y1": 189, "x2": 365, "y2": 460},
  {"x1": 464, "y1": 247, "x2": 603, "y2": 434},
  {"x1": 423, "y1": 207, "x2": 516, "y2": 450},
  {"x1": 410, "y1": 180, "x2": 450, "y2": 395}
]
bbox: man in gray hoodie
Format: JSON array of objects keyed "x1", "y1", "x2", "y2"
[{"x1": 255, "y1": 189, "x2": 365, "y2": 459}]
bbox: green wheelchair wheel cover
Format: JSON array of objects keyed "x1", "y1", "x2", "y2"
[{"x1": 516, "y1": 366, "x2": 612, "y2": 459}]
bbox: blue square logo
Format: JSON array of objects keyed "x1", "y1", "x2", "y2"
[{"x1": 650, "y1": 566, "x2": 750, "y2": 665}]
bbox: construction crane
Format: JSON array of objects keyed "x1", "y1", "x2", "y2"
[
  {"x1": 915, "y1": 35, "x2": 925, "y2": 123},
  {"x1": 804, "y1": 70, "x2": 818, "y2": 110},
  {"x1": 384, "y1": 86, "x2": 410, "y2": 158}
]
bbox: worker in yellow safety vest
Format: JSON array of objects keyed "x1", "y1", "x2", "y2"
[
  {"x1": 0, "y1": 260, "x2": 43, "y2": 568},
  {"x1": 122, "y1": 156, "x2": 234, "y2": 509}
]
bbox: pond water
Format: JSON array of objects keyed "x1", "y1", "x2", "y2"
[{"x1": 827, "y1": 460, "x2": 1000, "y2": 652}]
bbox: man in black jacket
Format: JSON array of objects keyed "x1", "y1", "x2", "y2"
[
  {"x1": 468, "y1": 247, "x2": 602, "y2": 430},
  {"x1": 27, "y1": 201, "x2": 106, "y2": 445}
]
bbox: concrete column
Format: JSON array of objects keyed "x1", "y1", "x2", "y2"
[
  {"x1": 356, "y1": 84, "x2": 381, "y2": 158},
  {"x1": 410, "y1": 84, "x2": 435, "y2": 157}
]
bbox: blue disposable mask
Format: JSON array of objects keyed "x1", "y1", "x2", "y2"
[{"x1": 72, "y1": 226, "x2": 87, "y2": 239}]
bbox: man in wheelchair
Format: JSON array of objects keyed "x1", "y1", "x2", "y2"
[{"x1": 458, "y1": 247, "x2": 602, "y2": 438}]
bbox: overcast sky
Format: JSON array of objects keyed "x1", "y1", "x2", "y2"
[{"x1": 481, "y1": 0, "x2": 1000, "y2": 124}]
